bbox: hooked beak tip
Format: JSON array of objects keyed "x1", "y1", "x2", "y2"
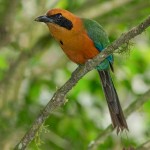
[
  {"x1": 34, "y1": 18, "x2": 39, "y2": 22},
  {"x1": 34, "y1": 15, "x2": 52, "y2": 23},
  {"x1": 34, "y1": 16, "x2": 44, "y2": 22}
]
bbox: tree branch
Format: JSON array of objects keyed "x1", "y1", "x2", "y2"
[
  {"x1": 88, "y1": 89, "x2": 150, "y2": 150},
  {"x1": 14, "y1": 15, "x2": 150, "y2": 150},
  {"x1": 136, "y1": 139, "x2": 150, "y2": 150},
  {"x1": 77, "y1": 0, "x2": 133, "y2": 18}
]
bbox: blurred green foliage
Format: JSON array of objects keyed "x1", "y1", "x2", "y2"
[{"x1": 0, "y1": 0, "x2": 150, "y2": 150}]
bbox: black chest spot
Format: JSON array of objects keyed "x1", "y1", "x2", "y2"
[{"x1": 60, "y1": 40, "x2": 63, "y2": 45}]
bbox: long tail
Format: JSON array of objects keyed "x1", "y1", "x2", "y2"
[{"x1": 98, "y1": 70, "x2": 128, "y2": 133}]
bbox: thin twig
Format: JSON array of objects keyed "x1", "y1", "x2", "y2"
[
  {"x1": 0, "y1": 34, "x2": 51, "y2": 86},
  {"x1": 88, "y1": 89, "x2": 150, "y2": 150},
  {"x1": 136, "y1": 139, "x2": 150, "y2": 150},
  {"x1": 77, "y1": 0, "x2": 133, "y2": 18},
  {"x1": 14, "y1": 16, "x2": 150, "y2": 150}
]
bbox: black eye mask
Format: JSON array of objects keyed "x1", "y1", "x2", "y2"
[{"x1": 47, "y1": 13, "x2": 73, "y2": 30}]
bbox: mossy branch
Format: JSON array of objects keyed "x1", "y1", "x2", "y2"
[{"x1": 14, "y1": 15, "x2": 150, "y2": 150}]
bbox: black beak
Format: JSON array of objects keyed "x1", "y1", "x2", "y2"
[{"x1": 34, "y1": 15, "x2": 53, "y2": 23}]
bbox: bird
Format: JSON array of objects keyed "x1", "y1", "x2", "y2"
[{"x1": 35, "y1": 8, "x2": 128, "y2": 133}]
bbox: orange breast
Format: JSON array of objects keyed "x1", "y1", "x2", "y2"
[
  {"x1": 47, "y1": 18, "x2": 99, "y2": 64},
  {"x1": 60, "y1": 32, "x2": 99, "y2": 64}
]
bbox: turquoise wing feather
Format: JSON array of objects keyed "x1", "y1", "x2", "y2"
[{"x1": 82, "y1": 18, "x2": 113, "y2": 70}]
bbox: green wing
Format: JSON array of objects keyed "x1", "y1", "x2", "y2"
[
  {"x1": 82, "y1": 18, "x2": 113, "y2": 70},
  {"x1": 82, "y1": 18, "x2": 109, "y2": 51}
]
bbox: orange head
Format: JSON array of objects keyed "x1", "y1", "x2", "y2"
[
  {"x1": 35, "y1": 9, "x2": 99, "y2": 64},
  {"x1": 35, "y1": 8, "x2": 80, "y2": 31}
]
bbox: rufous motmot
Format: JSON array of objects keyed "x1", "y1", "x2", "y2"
[{"x1": 35, "y1": 8, "x2": 128, "y2": 133}]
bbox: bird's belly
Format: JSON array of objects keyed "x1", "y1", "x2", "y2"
[
  {"x1": 61, "y1": 48, "x2": 97, "y2": 64},
  {"x1": 60, "y1": 34, "x2": 99, "y2": 64}
]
